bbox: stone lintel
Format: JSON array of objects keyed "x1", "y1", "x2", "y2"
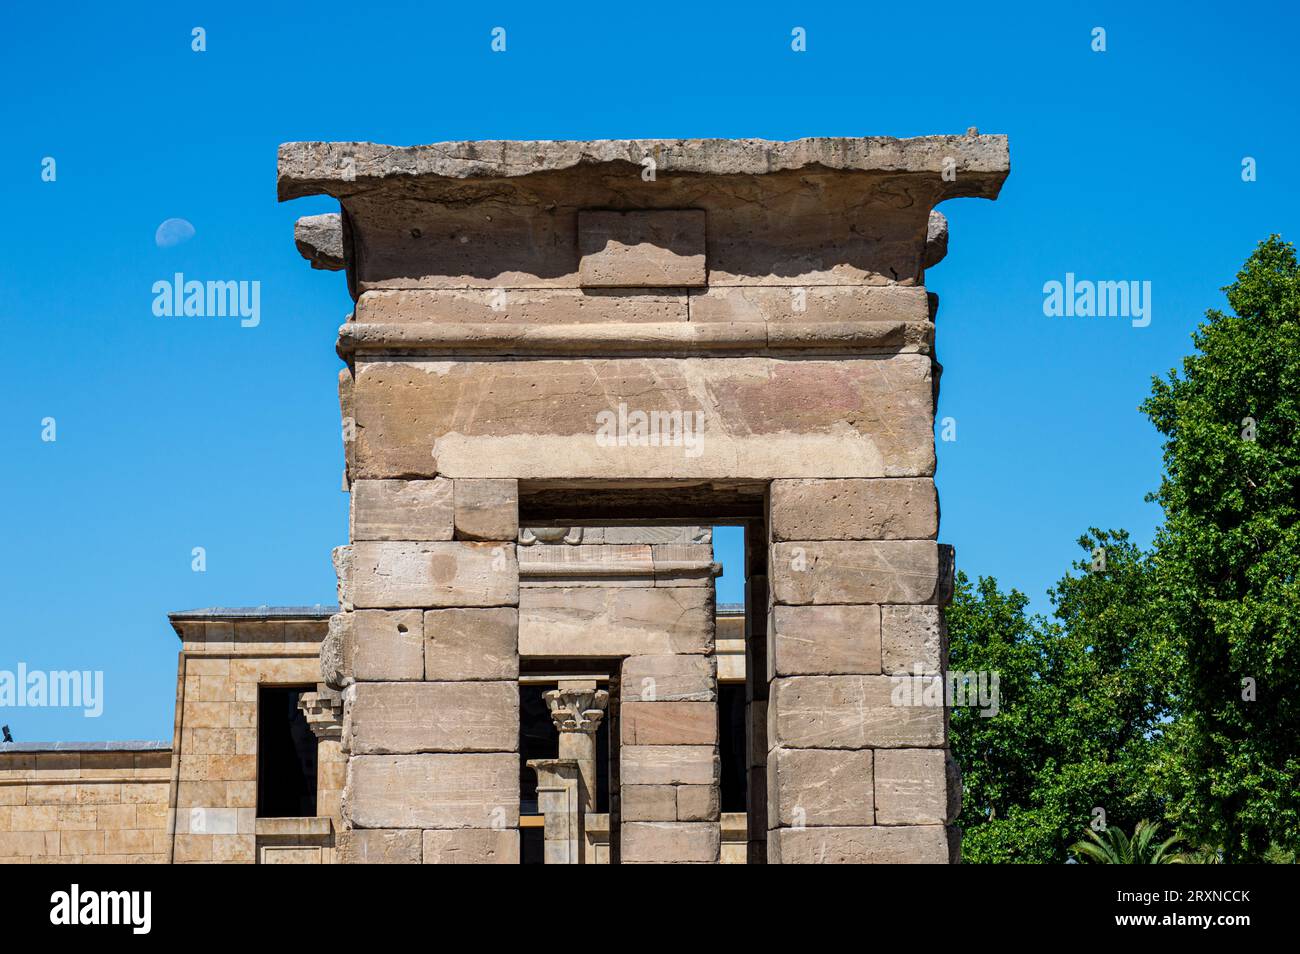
[{"x1": 277, "y1": 136, "x2": 1010, "y2": 202}]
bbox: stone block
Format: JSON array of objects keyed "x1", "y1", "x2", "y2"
[
  {"x1": 622, "y1": 822, "x2": 720, "y2": 863},
  {"x1": 621, "y1": 702, "x2": 718, "y2": 746},
  {"x1": 578, "y1": 210, "x2": 706, "y2": 288},
  {"x1": 621, "y1": 657, "x2": 717, "y2": 701},
  {"x1": 422, "y1": 828, "x2": 519, "y2": 864},
  {"x1": 519, "y1": 586, "x2": 712, "y2": 656},
  {"x1": 771, "y1": 541, "x2": 938, "y2": 605},
  {"x1": 350, "y1": 541, "x2": 518, "y2": 608},
  {"x1": 881, "y1": 604, "x2": 945, "y2": 675},
  {"x1": 347, "y1": 682, "x2": 518, "y2": 754},
  {"x1": 874, "y1": 748, "x2": 951, "y2": 825},
  {"x1": 769, "y1": 825, "x2": 950, "y2": 864},
  {"x1": 768, "y1": 747, "x2": 873, "y2": 828},
  {"x1": 453, "y1": 479, "x2": 519, "y2": 541},
  {"x1": 688, "y1": 285, "x2": 929, "y2": 324},
  {"x1": 351, "y1": 478, "x2": 454, "y2": 541},
  {"x1": 675, "y1": 784, "x2": 720, "y2": 822},
  {"x1": 356, "y1": 288, "x2": 689, "y2": 324},
  {"x1": 769, "y1": 676, "x2": 945, "y2": 748},
  {"x1": 770, "y1": 605, "x2": 881, "y2": 676},
  {"x1": 352, "y1": 610, "x2": 424, "y2": 681},
  {"x1": 621, "y1": 784, "x2": 677, "y2": 822},
  {"x1": 336, "y1": 828, "x2": 423, "y2": 864},
  {"x1": 770, "y1": 478, "x2": 938, "y2": 540},
  {"x1": 346, "y1": 754, "x2": 519, "y2": 830},
  {"x1": 424, "y1": 607, "x2": 519, "y2": 681},
  {"x1": 621, "y1": 746, "x2": 718, "y2": 786},
  {"x1": 350, "y1": 355, "x2": 935, "y2": 480}
]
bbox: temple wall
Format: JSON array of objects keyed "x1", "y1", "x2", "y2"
[{"x1": 0, "y1": 747, "x2": 171, "y2": 863}]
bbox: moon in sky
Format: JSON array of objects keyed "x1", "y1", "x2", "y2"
[{"x1": 155, "y1": 218, "x2": 195, "y2": 248}]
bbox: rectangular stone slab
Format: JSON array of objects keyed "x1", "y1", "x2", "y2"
[
  {"x1": 874, "y1": 748, "x2": 952, "y2": 825},
  {"x1": 350, "y1": 478, "x2": 453, "y2": 541},
  {"x1": 351, "y1": 355, "x2": 934, "y2": 480},
  {"x1": 622, "y1": 821, "x2": 720, "y2": 863},
  {"x1": 424, "y1": 607, "x2": 519, "y2": 681},
  {"x1": 770, "y1": 604, "x2": 882, "y2": 676},
  {"x1": 346, "y1": 754, "x2": 518, "y2": 829},
  {"x1": 422, "y1": 828, "x2": 519, "y2": 863},
  {"x1": 769, "y1": 675, "x2": 946, "y2": 748},
  {"x1": 770, "y1": 478, "x2": 938, "y2": 540},
  {"x1": 621, "y1": 702, "x2": 719, "y2": 745},
  {"x1": 519, "y1": 586, "x2": 712, "y2": 656},
  {"x1": 356, "y1": 288, "x2": 689, "y2": 324},
  {"x1": 769, "y1": 825, "x2": 949, "y2": 864},
  {"x1": 770, "y1": 541, "x2": 938, "y2": 605},
  {"x1": 767, "y1": 747, "x2": 874, "y2": 828},
  {"x1": 578, "y1": 210, "x2": 707, "y2": 287},
  {"x1": 350, "y1": 541, "x2": 518, "y2": 608},
  {"x1": 347, "y1": 682, "x2": 518, "y2": 754}
]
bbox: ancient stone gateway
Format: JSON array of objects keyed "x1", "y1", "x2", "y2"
[{"x1": 280, "y1": 135, "x2": 1010, "y2": 864}]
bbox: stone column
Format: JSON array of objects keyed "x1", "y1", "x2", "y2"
[
  {"x1": 528, "y1": 759, "x2": 582, "y2": 864},
  {"x1": 765, "y1": 479, "x2": 958, "y2": 863},
  {"x1": 544, "y1": 682, "x2": 609, "y2": 815},
  {"x1": 337, "y1": 477, "x2": 522, "y2": 865},
  {"x1": 620, "y1": 650, "x2": 721, "y2": 863},
  {"x1": 298, "y1": 686, "x2": 346, "y2": 829}
]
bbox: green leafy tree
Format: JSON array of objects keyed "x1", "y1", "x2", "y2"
[
  {"x1": 1141, "y1": 235, "x2": 1300, "y2": 861},
  {"x1": 948, "y1": 531, "x2": 1171, "y2": 862}
]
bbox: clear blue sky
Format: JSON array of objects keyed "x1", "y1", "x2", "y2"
[{"x1": 2, "y1": 1, "x2": 1295, "y2": 742}]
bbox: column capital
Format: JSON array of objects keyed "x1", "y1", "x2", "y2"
[{"x1": 543, "y1": 686, "x2": 609, "y2": 734}]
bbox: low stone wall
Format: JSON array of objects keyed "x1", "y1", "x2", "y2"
[{"x1": 0, "y1": 743, "x2": 172, "y2": 863}]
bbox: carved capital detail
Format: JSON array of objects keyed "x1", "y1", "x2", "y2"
[{"x1": 543, "y1": 688, "x2": 609, "y2": 734}]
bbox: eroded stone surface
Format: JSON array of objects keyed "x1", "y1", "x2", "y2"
[
  {"x1": 453, "y1": 479, "x2": 519, "y2": 542},
  {"x1": 352, "y1": 609, "x2": 423, "y2": 681},
  {"x1": 874, "y1": 748, "x2": 951, "y2": 825},
  {"x1": 768, "y1": 747, "x2": 874, "y2": 828},
  {"x1": 620, "y1": 654, "x2": 717, "y2": 702},
  {"x1": 771, "y1": 541, "x2": 939, "y2": 605},
  {"x1": 335, "y1": 827, "x2": 422, "y2": 864},
  {"x1": 881, "y1": 604, "x2": 945, "y2": 675},
  {"x1": 770, "y1": 605, "x2": 882, "y2": 676},
  {"x1": 350, "y1": 541, "x2": 518, "y2": 608},
  {"x1": 519, "y1": 585, "x2": 712, "y2": 656},
  {"x1": 770, "y1": 478, "x2": 938, "y2": 541},
  {"x1": 621, "y1": 702, "x2": 718, "y2": 746},
  {"x1": 424, "y1": 607, "x2": 519, "y2": 681},
  {"x1": 578, "y1": 210, "x2": 706, "y2": 287},
  {"x1": 351, "y1": 478, "x2": 453, "y2": 541},
  {"x1": 622, "y1": 821, "x2": 720, "y2": 863},
  {"x1": 621, "y1": 745, "x2": 718, "y2": 786},
  {"x1": 769, "y1": 824, "x2": 949, "y2": 864},
  {"x1": 346, "y1": 754, "x2": 518, "y2": 829},
  {"x1": 294, "y1": 212, "x2": 344, "y2": 271},
  {"x1": 769, "y1": 675, "x2": 946, "y2": 748},
  {"x1": 422, "y1": 828, "x2": 519, "y2": 864},
  {"x1": 347, "y1": 681, "x2": 518, "y2": 754},
  {"x1": 352, "y1": 356, "x2": 935, "y2": 480}
]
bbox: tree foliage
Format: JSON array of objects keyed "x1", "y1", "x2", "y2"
[
  {"x1": 1141, "y1": 235, "x2": 1300, "y2": 861},
  {"x1": 949, "y1": 530, "x2": 1170, "y2": 862}
]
